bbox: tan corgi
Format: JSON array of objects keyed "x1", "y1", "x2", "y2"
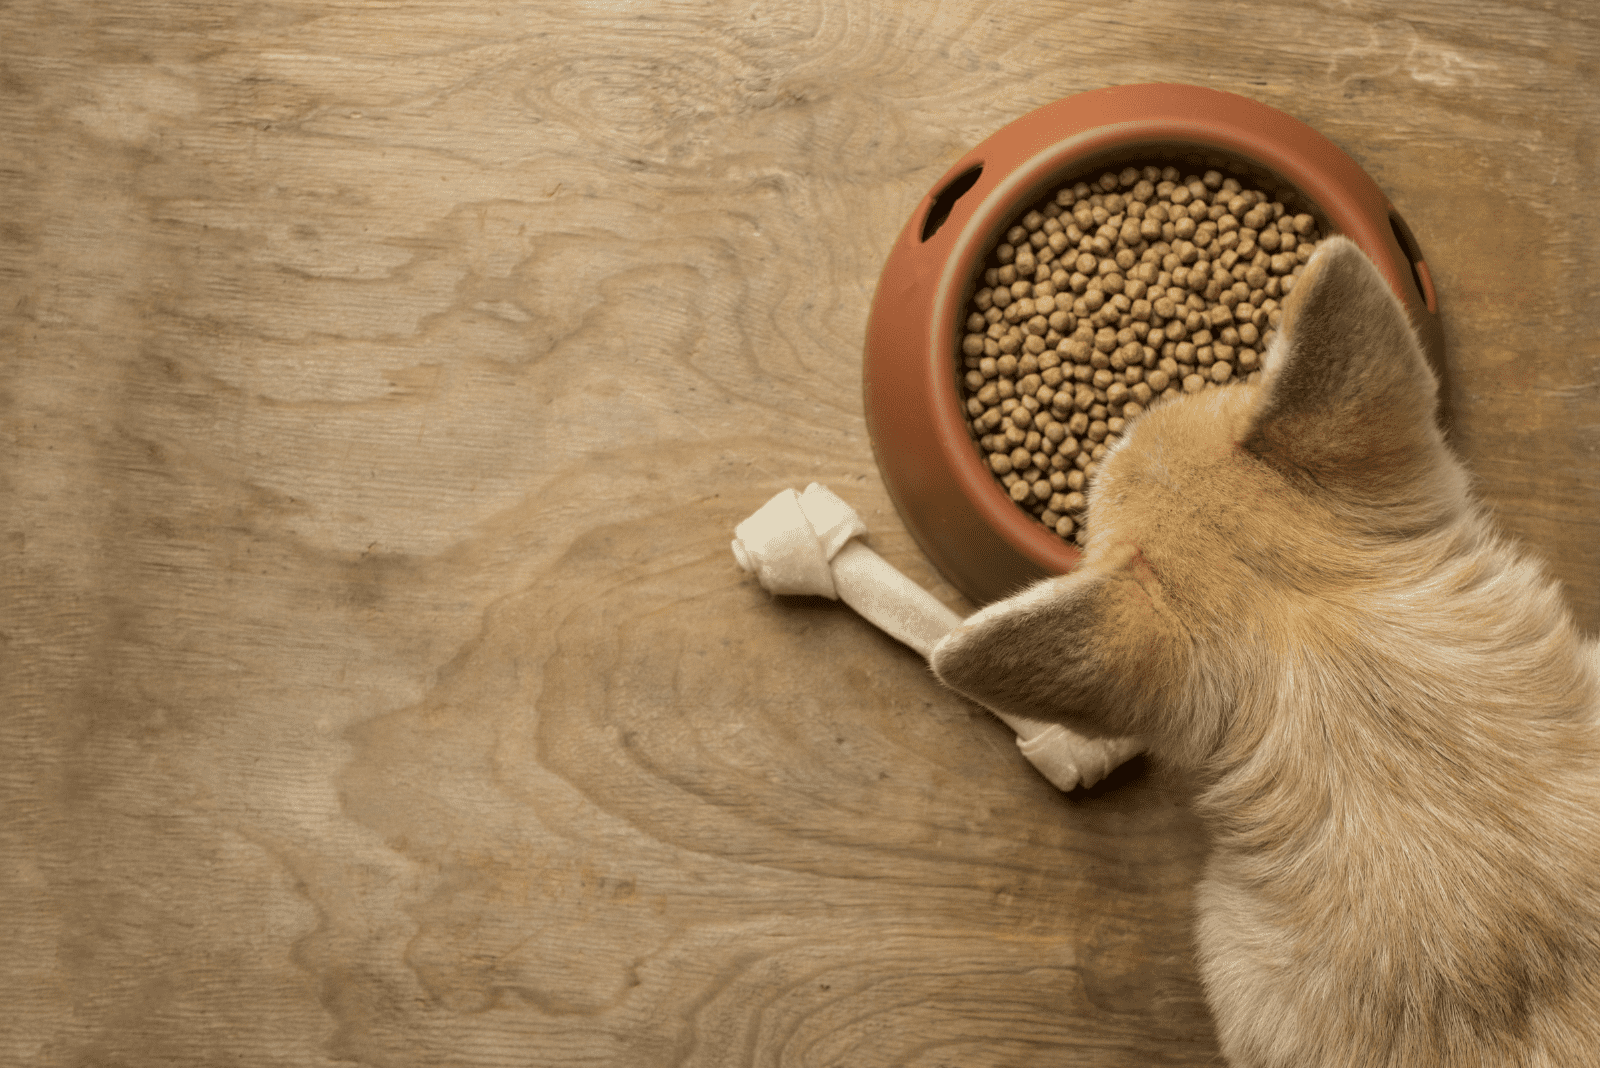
[{"x1": 932, "y1": 237, "x2": 1600, "y2": 1067}]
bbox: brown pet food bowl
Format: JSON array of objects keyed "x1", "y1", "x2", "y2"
[{"x1": 864, "y1": 83, "x2": 1443, "y2": 606}]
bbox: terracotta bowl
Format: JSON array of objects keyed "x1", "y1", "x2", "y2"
[{"x1": 863, "y1": 83, "x2": 1443, "y2": 606}]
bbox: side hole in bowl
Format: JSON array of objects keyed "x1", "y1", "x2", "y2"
[
  {"x1": 921, "y1": 163, "x2": 984, "y2": 242},
  {"x1": 1387, "y1": 208, "x2": 1436, "y2": 313}
]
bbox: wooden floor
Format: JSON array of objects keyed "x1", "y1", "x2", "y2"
[{"x1": 5, "y1": 2, "x2": 1597, "y2": 1065}]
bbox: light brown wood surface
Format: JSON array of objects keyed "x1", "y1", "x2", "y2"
[{"x1": 4, "y1": 2, "x2": 1597, "y2": 1065}]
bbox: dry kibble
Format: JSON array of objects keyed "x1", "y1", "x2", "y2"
[{"x1": 957, "y1": 161, "x2": 1322, "y2": 544}]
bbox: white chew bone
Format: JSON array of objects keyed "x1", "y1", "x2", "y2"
[{"x1": 731, "y1": 483, "x2": 1142, "y2": 791}]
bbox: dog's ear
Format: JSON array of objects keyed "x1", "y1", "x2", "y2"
[
  {"x1": 1243, "y1": 237, "x2": 1441, "y2": 501},
  {"x1": 930, "y1": 545, "x2": 1191, "y2": 745}
]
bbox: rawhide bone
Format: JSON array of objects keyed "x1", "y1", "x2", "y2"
[{"x1": 731, "y1": 482, "x2": 1141, "y2": 791}]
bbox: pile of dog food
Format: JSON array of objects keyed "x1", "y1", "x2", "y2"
[{"x1": 957, "y1": 164, "x2": 1322, "y2": 544}]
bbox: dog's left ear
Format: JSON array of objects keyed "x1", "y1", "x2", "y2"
[{"x1": 930, "y1": 546, "x2": 1187, "y2": 743}]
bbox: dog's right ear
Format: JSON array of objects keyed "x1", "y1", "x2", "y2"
[
  {"x1": 930, "y1": 544, "x2": 1196, "y2": 748},
  {"x1": 1242, "y1": 237, "x2": 1444, "y2": 504}
]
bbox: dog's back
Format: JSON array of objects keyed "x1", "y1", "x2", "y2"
[{"x1": 932, "y1": 237, "x2": 1600, "y2": 1066}]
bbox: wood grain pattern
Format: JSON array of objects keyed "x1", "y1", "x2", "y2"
[{"x1": 3, "y1": 2, "x2": 1595, "y2": 1065}]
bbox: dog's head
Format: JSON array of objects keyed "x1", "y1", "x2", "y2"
[{"x1": 932, "y1": 237, "x2": 1463, "y2": 767}]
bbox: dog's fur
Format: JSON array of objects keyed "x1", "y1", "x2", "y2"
[{"x1": 931, "y1": 237, "x2": 1600, "y2": 1067}]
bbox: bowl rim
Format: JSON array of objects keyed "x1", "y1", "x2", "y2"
[{"x1": 865, "y1": 84, "x2": 1442, "y2": 604}]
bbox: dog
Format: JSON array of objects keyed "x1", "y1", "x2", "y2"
[{"x1": 931, "y1": 237, "x2": 1600, "y2": 1067}]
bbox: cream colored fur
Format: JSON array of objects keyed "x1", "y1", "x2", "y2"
[{"x1": 932, "y1": 237, "x2": 1600, "y2": 1067}]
